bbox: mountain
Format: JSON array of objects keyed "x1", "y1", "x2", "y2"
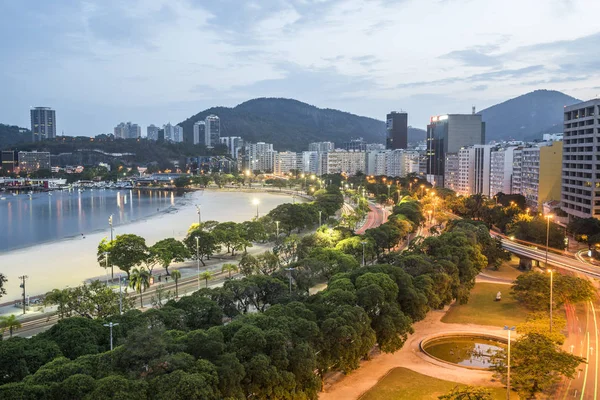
[
  {"x1": 0, "y1": 124, "x2": 30, "y2": 148},
  {"x1": 479, "y1": 90, "x2": 580, "y2": 143},
  {"x1": 179, "y1": 98, "x2": 390, "y2": 152}
]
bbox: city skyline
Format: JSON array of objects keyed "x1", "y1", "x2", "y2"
[{"x1": 2, "y1": 0, "x2": 600, "y2": 136}]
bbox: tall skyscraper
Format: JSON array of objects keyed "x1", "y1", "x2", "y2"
[
  {"x1": 147, "y1": 124, "x2": 159, "y2": 141},
  {"x1": 30, "y1": 107, "x2": 56, "y2": 142},
  {"x1": 426, "y1": 113, "x2": 485, "y2": 187},
  {"x1": 386, "y1": 111, "x2": 408, "y2": 150},
  {"x1": 163, "y1": 123, "x2": 183, "y2": 143},
  {"x1": 562, "y1": 99, "x2": 600, "y2": 219},
  {"x1": 205, "y1": 115, "x2": 220, "y2": 147},
  {"x1": 114, "y1": 122, "x2": 141, "y2": 139},
  {"x1": 193, "y1": 121, "x2": 206, "y2": 145}
]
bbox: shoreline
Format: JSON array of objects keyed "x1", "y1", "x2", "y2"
[{"x1": 0, "y1": 188, "x2": 306, "y2": 302}]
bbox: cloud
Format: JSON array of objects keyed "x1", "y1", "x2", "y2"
[{"x1": 441, "y1": 49, "x2": 501, "y2": 67}]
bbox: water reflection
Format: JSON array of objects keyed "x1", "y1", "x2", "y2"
[{"x1": 0, "y1": 189, "x2": 181, "y2": 252}]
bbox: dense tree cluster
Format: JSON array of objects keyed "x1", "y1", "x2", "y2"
[{"x1": 0, "y1": 191, "x2": 499, "y2": 399}]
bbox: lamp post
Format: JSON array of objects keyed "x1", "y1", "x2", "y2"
[
  {"x1": 195, "y1": 204, "x2": 201, "y2": 225},
  {"x1": 545, "y1": 214, "x2": 553, "y2": 266},
  {"x1": 275, "y1": 220, "x2": 280, "y2": 237},
  {"x1": 361, "y1": 241, "x2": 367, "y2": 266},
  {"x1": 387, "y1": 184, "x2": 391, "y2": 198},
  {"x1": 548, "y1": 269, "x2": 554, "y2": 333},
  {"x1": 504, "y1": 326, "x2": 516, "y2": 400},
  {"x1": 103, "y1": 322, "x2": 119, "y2": 351},
  {"x1": 253, "y1": 198, "x2": 260, "y2": 218},
  {"x1": 104, "y1": 252, "x2": 110, "y2": 286},
  {"x1": 118, "y1": 274, "x2": 123, "y2": 315},
  {"x1": 108, "y1": 215, "x2": 114, "y2": 279},
  {"x1": 318, "y1": 210, "x2": 322, "y2": 226},
  {"x1": 195, "y1": 236, "x2": 200, "y2": 290}
]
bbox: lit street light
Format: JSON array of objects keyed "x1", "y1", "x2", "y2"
[
  {"x1": 275, "y1": 220, "x2": 280, "y2": 237},
  {"x1": 103, "y1": 322, "x2": 119, "y2": 351},
  {"x1": 504, "y1": 326, "x2": 516, "y2": 400},
  {"x1": 548, "y1": 269, "x2": 554, "y2": 333},
  {"x1": 195, "y1": 236, "x2": 201, "y2": 290},
  {"x1": 253, "y1": 198, "x2": 260, "y2": 218}
]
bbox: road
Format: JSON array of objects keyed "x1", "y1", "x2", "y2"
[
  {"x1": 497, "y1": 235, "x2": 600, "y2": 399},
  {"x1": 355, "y1": 203, "x2": 389, "y2": 234}
]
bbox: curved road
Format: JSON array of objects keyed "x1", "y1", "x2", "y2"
[{"x1": 355, "y1": 203, "x2": 389, "y2": 234}]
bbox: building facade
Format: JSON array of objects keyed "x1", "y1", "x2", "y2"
[
  {"x1": 521, "y1": 140, "x2": 563, "y2": 210},
  {"x1": 205, "y1": 115, "x2": 220, "y2": 148},
  {"x1": 386, "y1": 111, "x2": 408, "y2": 150},
  {"x1": 308, "y1": 142, "x2": 334, "y2": 152},
  {"x1": 163, "y1": 123, "x2": 183, "y2": 143},
  {"x1": 455, "y1": 145, "x2": 492, "y2": 196},
  {"x1": 489, "y1": 146, "x2": 517, "y2": 196},
  {"x1": 30, "y1": 107, "x2": 56, "y2": 142},
  {"x1": 274, "y1": 152, "x2": 298, "y2": 175},
  {"x1": 146, "y1": 125, "x2": 159, "y2": 141},
  {"x1": 320, "y1": 151, "x2": 365, "y2": 175},
  {"x1": 1, "y1": 150, "x2": 17, "y2": 173},
  {"x1": 219, "y1": 137, "x2": 243, "y2": 158},
  {"x1": 561, "y1": 99, "x2": 600, "y2": 219},
  {"x1": 18, "y1": 151, "x2": 51, "y2": 172},
  {"x1": 426, "y1": 113, "x2": 485, "y2": 187},
  {"x1": 342, "y1": 138, "x2": 367, "y2": 152},
  {"x1": 193, "y1": 121, "x2": 206, "y2": 145},
  {"x1": 114, "y1": 122, "x2": 141, "y2": 139},
  {"x1": 300, "y1": 151, "x2": 319, "y2": 174},
  {"x1": 444, "y1": 153, "x2": 460, "y2": 192},
  {"x1": 245, "y1": 142, "x2": 276, "y2": 172}
]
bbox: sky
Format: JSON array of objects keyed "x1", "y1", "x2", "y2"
[{"x1": 2, "y1": 0, "x2": 600, "y2": 136}]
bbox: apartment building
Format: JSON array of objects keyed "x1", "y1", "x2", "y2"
[{"x1": 521, "y1": 140, "x2": 563, "y2": 210}]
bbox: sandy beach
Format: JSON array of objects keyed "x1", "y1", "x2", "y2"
[{"x1": 0, "y1": 190, "x2": 293, "y2": 301}]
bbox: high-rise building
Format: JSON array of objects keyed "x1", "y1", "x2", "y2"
[
  {"x1": 30, "y1": 107, "x2": 56, "y2": 142},
  {"x1": 244, "y1": 142, "x2": 276, "y2": 172},
  {"x1": 220, "y1": 137, "x2": 243, "y2": 158},
  {"x1": 114, "y1": 122, "x2": 141, "y2": 139},
  {"x1": 308, "y1": 142, "x2": 334, "y2": 152},
  {"x1": 489, "y1": 146, "x2": 518, "y2": 196},
  {"x1": 426, "y1": 113, "x2": 485, "y2": 187},
  {"x1": 365, "y1": 150, "x2": 388, "y2": 176},
  {"x1": 456, "y1": 145, "x2": 493, "y2": 196},
  {"x1": 444, "y1": 153, "x2": 460, "y2": 192},
  {"x1": 205, "y1": 115, "x2": 220, "y2": 147},
  {"x1": 561, "y1": 99, "x2": 600, "y2": 219},
  {"x1": 163, "y1": 123, "x2": 183, "y2": 143},
  {"x1": 342, "y1": 138, "x2": 367, "y2": 152},
  {"x1": 147, "y1": 125, "x2": 159, "y2": 141},
  {"x1": 274, "y1": 152, "x2": 298, "y2": 175},
  {"x1": 386, "y1": 111, "x2": 408, "y2": 150},
  {"x1": 522, "y1": 140, "x2": 563, "y2": 210},
  {"x1": 1, "y1": 150, "x2": 17, "y2": 173},
  {"x1": 193, "y1": 121, "x2": 206, "y2": 146},
  {"x1": 511, "y1": 148, "x2": 524, "y2": 195},
  {"x1": 18, "y1": 151, "x2": 51, "y2": 172},
  {"x1": 301, "y1": 151, "x2": 320, "y2": 174},
  {"x1": 320, "y1": 150, "x2": 365, "y2": 176}
]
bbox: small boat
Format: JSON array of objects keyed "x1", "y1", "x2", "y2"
[
  {"x1": 0, "y1": 197, "x2": 6, "y2": 200},
  {"x1": 11, "y1": 193, "x2": 17, "y2": 196},
  {"x1": 48, "y1": 192, "x2": 53, "y2": 196}
]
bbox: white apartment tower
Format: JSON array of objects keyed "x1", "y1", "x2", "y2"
[
  {"x1": 205, "y1": 115, "x2": 220, "y2": 147},
  {"x1": 274, "y1": 152, "x2": 298, "y2": 175},
  {"x1": 147, "y1": 124, "x2": 159, "y2": 141},
  {"x1": 193, "y1": 121, "x2": 206, "y2": 145},
  {"x1": 489, "y1": 147, "x2": 517, "y2": 196}
]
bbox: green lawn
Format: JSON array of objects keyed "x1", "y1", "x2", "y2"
[
  {"x1": 482, "y1": 256, "x2": 523, "y2": 281},
  {"x1": 441, "y1": 283, "x2": 527, "y2": 327},
  {"x1": 360, "y1": 367, "x2": 517, "y2": 400}
]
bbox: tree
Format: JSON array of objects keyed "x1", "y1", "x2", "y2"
[
  {"x1": 98, "y1": 234, "x2": 149, "y2": 279},
  {"x1": 221, "y1": 263, "x2": 239, "y2": 279},
  {"x1": 0, "y1": 274, "x2": 6, "y2": 300},
  {"x1": 200, "y1": 271, "x2": 213, "y2": 288},
  {"x1": 568, "y1": 217, "x2": 600, "y2": 248},
  {"x1": 151, "y1": 238, "x2": 189, "y2": 276},
  {"x1": 212, "y1": 222, "x2": 245, "y2": 256},
  {"x1": 438, "y1": 385, "x2": 492, "y2": 400},
  {"x1": 507, "y1": 216, "x2": 566, "y2": 250},
  {"x1": 493, "y1": 333, "x2": 585, "y2": 399},
  {"x1": 0, "y1": 315, "x2": 22, "y2": 338},
  {"x1": 171, "y1": 269, "x2": 182, "y2": 297},
  {"x1": 130, "y1": 267, "x2": 151, "y2": 308},
  {"x1": 184, "y1": 230, "x2": 220, "y2": 266}
]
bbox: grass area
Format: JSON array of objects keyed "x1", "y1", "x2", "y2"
[
  {"x1": 441, "y1": 283, "x2": 527, "y2": 327},
  {"x1": 481, "y1": 256, "x2": 523, "y2": 281},
  {"x1": 360, "y1": 367, "x2": 517, "y2": 400}
]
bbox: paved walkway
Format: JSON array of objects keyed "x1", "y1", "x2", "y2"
[{"x1": 320, "y1": 307, "x2": 508, "y2": 400}]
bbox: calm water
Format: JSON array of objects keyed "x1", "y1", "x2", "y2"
[
  {"x1": 0, "y1": 189, "x2": 181, "y2": 252},
  {"x1": 423, "y1": 336, "x2": 505, "y2": 369}
]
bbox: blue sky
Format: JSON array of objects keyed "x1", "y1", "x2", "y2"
[{"x1": 2, "y1": 0, "x2": 600, "y2": 136}]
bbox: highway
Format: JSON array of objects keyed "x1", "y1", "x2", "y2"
[
  {"x1": 497, "y1": 235, "x2": 600, "y2": 399},
  {"x1": 355, "y1": 203, "x2": 389, "y2": 234}
]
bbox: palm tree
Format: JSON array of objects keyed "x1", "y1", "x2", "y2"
[
  {"x1": 200, "y1": 271, "x2": 213, "y2": 288},
  {"x1": 221, "y1": 263, "x2": 239, "y2": 279},
  {"x1": 129, "y1": 267, "x2": 151, "y2": 308},
  {"x1": 0, "y1": 315, "x2": 22, "y2": 338},
  {"x1": 171, "y1": 269, "x2": 182, "y2": 298}
]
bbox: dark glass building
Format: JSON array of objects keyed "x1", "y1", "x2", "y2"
[
  {"x1": 30, "y1": 107, "x2": 56, "y2": 142},
  {"x1": 386, "y1": 111, "x2": 408, "y2": 150}
]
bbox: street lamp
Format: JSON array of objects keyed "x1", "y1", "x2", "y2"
[
  {"x1": 387, "y1": 184, "x2": 391, "y2": 198},
  {"x1": 104, "y1": 252, "x2": 110, "y2": 286},
  {"x1": 503, "y1": 326, "x2": 516, "y2": 400},
  {"x1": 548, "y1": 269, "x2": 554, "y2": 333},
  {"x1": 103, "y1": 322, "x2": 119, "y2": 351},
  {"x1": 195, "y1": 236, "x2": 200, "y2": 290},
  {"x1": 195, "y1": 204, "x2": 201, "y2": 225},
  {"x1": 420, "y1": 185, "x2": 425, "y2": 197},
  {"x1": 286, "y1": 267, "x2": 295, "y2": 294},
  {"x1": 108, "y1": 214, "x2": 114, "y2": 279},
  {"x1": 275, "y1": 220, "x2": 280, "y2": 237},
  {"x1": 545, "y1": 214, "x2": 553, "y2": 266},
  {"x1": 361, "y1": 241, "x2": 367, "y2": 266},
  {"x1": 253, "y1": 198, "x2": 260, "y2": 218},
  {"x1": 318, "y1": 210, "x2": 322, "y2": 226}
]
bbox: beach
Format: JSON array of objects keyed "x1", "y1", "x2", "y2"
[{"x1": 0, "y1": 190, "x2": 293, "y2": 301}]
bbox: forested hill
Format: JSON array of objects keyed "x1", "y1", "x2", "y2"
[
  {"x1": 179, "y1": 98, "x2": 388, "y2": 151},
  {"x1": 0, "y1": 124, "x2": 30, "y2": 148}
]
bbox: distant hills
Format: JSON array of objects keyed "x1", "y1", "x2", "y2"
[
  {"x1": 0, "y1": 124, "x2": 29, "y2": 148},
  {"x1": 479, "y1": 90, "x2": 580, "y2": 143}
]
